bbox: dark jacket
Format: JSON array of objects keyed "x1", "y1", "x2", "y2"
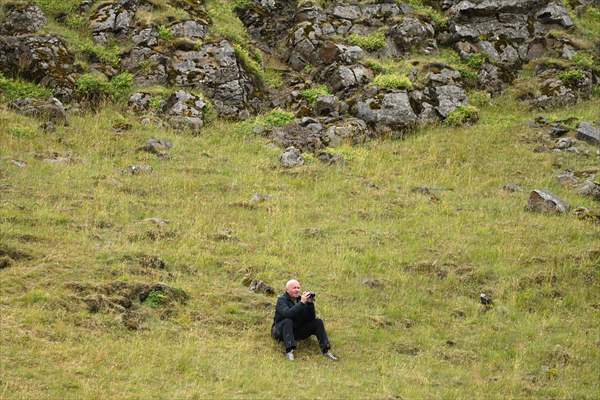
[{"x1": 272, "y1": 292, "x2": 316, "y2": 327}]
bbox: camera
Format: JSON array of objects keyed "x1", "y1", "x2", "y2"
[{"x1": 308, "y1": 291, "x2": 316, "y2": 299}]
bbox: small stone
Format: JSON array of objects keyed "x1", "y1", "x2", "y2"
[
  {"x1": 555, "y1": 137, "x2": 574, "y2": 149},
  {"x1": 577, "y1": 180, "x2": 600, "y2": 201},
  {"x1": 123, "y1": 164, "x2": 153, "y2": 175},
  {"x1": 280, "y1": 146, "x2": 304, "y2": 168},
  {"x1": 527, "y1": 190, "x2": 570, "y2": 214},
  {"x1": 141, "y1": 217, "x2": 169, "y2": 226},
  {"x1": 249, "y1": 279, "x2": 275, "y2": 295},
  {"x1": 556, "y1": 171, "x2": 577, "y2": 187},
  {"x1": 139, "y1": 138, "x2": 172, "y2": 157},
  {"x1": 249, "y1": 193, "x2": 271, "y2": 204},
  {"x1": 317, "y1": 151, "x2": 345, "y2": 166},
  {"x1": 10, "y1": 160, "x2": 27, "y2": 168},
  {"x1": 361, "y1": 278, "x2": 383, "y2": 288},
  {"x1": 502, "y1": 183, "x2": 522, "y2": 192}
]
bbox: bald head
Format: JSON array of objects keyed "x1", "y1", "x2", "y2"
[{"x1": 285, "y1": 279, "x2": 301, "y2": 298}]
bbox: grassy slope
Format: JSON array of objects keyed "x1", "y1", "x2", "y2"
[{"x1": 1, "y1": 94, "x2": 599, "y2": 399}]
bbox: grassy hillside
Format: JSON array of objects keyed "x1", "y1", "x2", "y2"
[{"x1": 1, "y1": 93, "x2": 599, "y2": 399}]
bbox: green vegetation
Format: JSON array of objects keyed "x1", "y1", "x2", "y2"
[
  {"x1": 348, "y1": 30, "x2": 387, "y2": 52},
  {"x1": 445, "y1": 105, "x2": 480, "y2": 126},
  {"x1": 300, "y1": 85, "x2": 331, "y2": 104},
  {"x1": 35, "y1": 0, "x2": 80, "y2": 17},
  {"x1": 558, "y1": 69, "x2": 585, "y2": 84},
  {"x1": 372, "y1": 73, "x2": 413, "y2": 90},
  {"x1": 262, "y1": 108, "x2": 295, "y2": 127},
  {"x1": 572, "y1": 52, "x2": 595, "y2": 69},
  {"x1": 403, "y1": 0, "x2": 449, "y2": 28},
  {"x1": 145, "y1": 291, "x2": 168, "y2": 308},
  {"x1": 75, "y1": 72, "x2": 133, "y2": 102},
  {"x1": 0, "y1": 73, "x2": 52, "y2": 101},
  {"x1": 465, "y1": 53, "x2": 487, "y2": 69},
  {"x1": 158, "y1": 25, "x2": 174, "y2": 41}
]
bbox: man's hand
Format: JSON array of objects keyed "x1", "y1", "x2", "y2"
[{"x1": 300, "y1": 291, "x2": 311, "y2": 304}]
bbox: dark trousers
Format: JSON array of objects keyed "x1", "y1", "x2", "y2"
[{"x1": 272, "y1": 318, "x2": 330, "y2": 353}]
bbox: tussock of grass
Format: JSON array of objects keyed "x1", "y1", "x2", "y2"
[
  {"x1": 347, "y1": 30, "x2": 387, "y2": 52},
  {"x1": 372, "y1": 73, "x2": 413, "y2": 90},
  {"x1": 300, "y1": 85, "x2": 331, "y2": 104}
]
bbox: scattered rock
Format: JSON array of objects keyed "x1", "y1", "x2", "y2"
[
  {"x1": 317, "y1": 151, "x2": 345, "y2": 165},
  {"x1": 280, "y1": 146, "x2": 304, "y2": 168},
  {"x1": 249, "y1": 279, "x2": 275, "y2": 295},
  {"x1": 361, "y1": 278, "x2": 383, "y2": 289},
  {"x1": 527, "y1": 190, "x2": 570, "y2": 214},
  {"x1": 576, "y1": 122, "x2": 600, "y2": 145},
  {"x1": 355, "y1": 91, "x2": 417, "y2": 133},
  {"x1": 90, "y1": 0, "x2": 138, "y2": 43},
  {"x1": 556, "y1": 170, "x2": 578, "y2": 187},
  {"x1": 480, "y1": 293, "x2": 493, "y2": 306},
  {"x1": 141, "y1": 217, "x2": 169, "y2": 226},
  {"x1": 249, "y1": 193, "x2": 271, "y2": 204},
  {"x1": 9, "y1": 98, "x2": 67, "y2": 124},
  {"x1": 139, "y1": 138, "x2": 173, "y2": 157},
  {"x1": 503, "y1": 183, "x2": 522, "y2": 192},
  {"x1": 577, "y1": 180, "x2": 600, "y2": 201},
  {"x1": 10, "y1": 160, "x2": 27, "y2": 168},
  {"x1": 554, "y1": 137, "x2": 574, "y2": 150},
  {"x1": 122, "y1": 164, "x2": 153, "y2": 175},
  {"x1": 138, "y1": 255, "x2": 167, "y2": 270}
]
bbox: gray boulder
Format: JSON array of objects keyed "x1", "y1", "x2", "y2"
[
  {"x1": 314, "y1": 95, "x2": 340, "y2": 116},
  {"x1": 0, "y1": 35, "x2": 76, "y2": 100},
  {"x1": 527, "y1": 190, "x2": 570, "y2": 213},
  {"x1": 389, "y1": 17, "x2": 436, "y2": 53},
  {"x1": 536, "y1": 2, "x2": 574, "y2": 27},
  {"x1": 170, "y1": 20, "x2": 208, "y2": 40},
  {"x1": 425, "y1": 85, "x2": 468, "y2": 118},
  {"x1": 324, "y1": 118, "x2": 371, "y2": 146},
  {"x1": 170, "y1": 40, "x2": 257, "y2": 119},
  {"x1": 356, "y1": 91, "x2": 417, "y2": 131},
  {"x1": 122, "y1": 47, "x2": 169, "y2": 85},
  {"x1": 90, "y1": 0, "x2": 138, "y2": 43},
  {"x1": 576, "y1": 122, "x2": 600, "y2": 145},
  {"x1": 9, "y1": 97, "x2": 67, "y2": 124},
  {"x1": 322, "y1": 64, "x2": 373, "y2": 94},
  {"x1": 0, "y1": 4, "x2": 46, "y2": 35},
  {"x1": 280, "y1": 146, "x2": 304, "y2": 168},
  {"x1": 128, "y1": 92, "x2": 153, "y2": 113},
  {"x1": 287, "y1": 22, "x2": 324, "y2": 70},
  {"x1": 163, "y1": 91, "x2": 206, "y2": 133},
  {"x1": 577, "y1": 180, "x2": 600, "y2": 201}
]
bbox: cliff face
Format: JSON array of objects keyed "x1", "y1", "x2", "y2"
[{"x1": 0, "y1": 1, "x2": 598, "y2": 141}]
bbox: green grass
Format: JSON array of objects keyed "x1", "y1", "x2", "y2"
[
  {"x1": 76, "y1": 72, "x2": 133, "y2": 102},
  {"x1": 0, "y1": 74, "x2": 53, "y2": 101},
  {"x1": 445, "y1": 105, "x2": 480, "y2": 126},
  {"x1": 348, "y1": 30, "x2": 387, "y2": 52},
  {"x1": 1, "y1": 92, "x2": 599, "y2": 399},
  {"x1": 299, "y1": 85, "x2": 331, "y2": 104},
  {"x1": 372, "y1": 73, "x2": 413, "y2": 90}
]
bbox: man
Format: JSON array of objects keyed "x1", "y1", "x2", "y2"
[{"x1": 271, "y1": 279, "x2": 338, "y2": 361}]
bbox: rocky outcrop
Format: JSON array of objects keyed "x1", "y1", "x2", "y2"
[
  {"x1": 0, "y1": 3, "x2": 46, "y2": 35},
  {"x1": 90, "y1": 0, "x2": 138, "y2": 43},
  {"x1": 171, "y1": 40, "x2": 260, "y2": 119},
  {"x1": 355, "y1": 91, "x2": 417, "y2": 133},
  {"x1": 9, "y1": 97, "x2": 67, "y2": 124},
  {"x1": 0, "y1": 35, "x2": 77, "y2": 100},
  {"x1": 162, "y1": 90, "x2": 207, "y2": 133}
]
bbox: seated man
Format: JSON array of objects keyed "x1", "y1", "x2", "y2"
[{"x1": 271, "y1": 279, "x2": 338, "y2": 361}]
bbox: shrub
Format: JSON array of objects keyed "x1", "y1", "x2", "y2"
[
  {"x1": 145, "y1": 291, "x2": 167, "y2": 308},
  {"x1": 80, "y1": 41, "x2": 121, "y2": 67},
  {"x1": 572, "y1": 52, "x2": 594, "y2": 69},
  {"x1": 0, "y1": 73, "x2": 52, "y2": 101},
  {"x1": 558, "y1": 69, "x2": 585, "y2": 83},
  {"x1": 445, "y1": 105, "x2": 480, "y2": 126},
  {"x1": 158, "y1": 25, "x2": 173, "y2": 41},
  {"x1": 75, "y1": 72, "x2": 133, "y2": 103},
  {"x1": 263, "y1": 109, "x2": 295, "y2": 127},
  {"x1": 465, "y1": 53, "x2": 487, "y2": 69},
  {"x1": 372, "y1": 74, "x2": 413, "y2": 90},
  {"x1": 300, "y1": 85, "x2": 331, "y2": 104},
  {"x1": 348, "y1": 30, "x2": 387, "y2": 52}
]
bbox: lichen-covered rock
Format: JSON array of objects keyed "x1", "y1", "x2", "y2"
[
  {"x1": 9, "y1": 97, "x2": 67, "y2": 124},
  {"x1": 388, "y1": 17, "x2": 436, "y2": 54},
  {"x1": 527, "y1": 190, "x2": 570, "y2": 213},
  {"x1": 321, "y1": 64, "x2": 373, "y2": 94},
  {"x1": 576, "y1": 122, "x2": 600, "y2": 145},
  {"x1": 90, "y1": 0, "x2": 138, "y2": 43},
  {"x1": 536, "y1": 2, "x2": 574, "y2": 27},
  {"x1": 324, "y1": 118, "x2": 371, "y2": 146},
  {"x1": 170, "y1": 40, "x2": 259, "y2": 119},
  {"x1": 169, "y1": 20, "x2": 208, "y2": 40},
  {"x1": 162, "y1": 90, "x2": 206, "y2": 133},
  {"x1": 280, "y1": 146, "x2": 304, "y2": 168},
  {"x1": 355, "y1": 91, "x2": 417, "y2": 132},
  {"x1": 287, "y1": 21, "x2": 325, "y2": 70},
  {"x1": 128, "y1": 92, "x2": 153, "y2": 113},
  {"x1": 0, "y1": 35, "x2": 76, "y2": 100},
  {"x1": 271, "y1": 121, "x2": 326, "y2": 152},
  {"x1": 122, "y1": 46, "x2": 170, "y2": 85},
  {"x1": 0, "y1": 3, "x2": 47, "y2": 35}
]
